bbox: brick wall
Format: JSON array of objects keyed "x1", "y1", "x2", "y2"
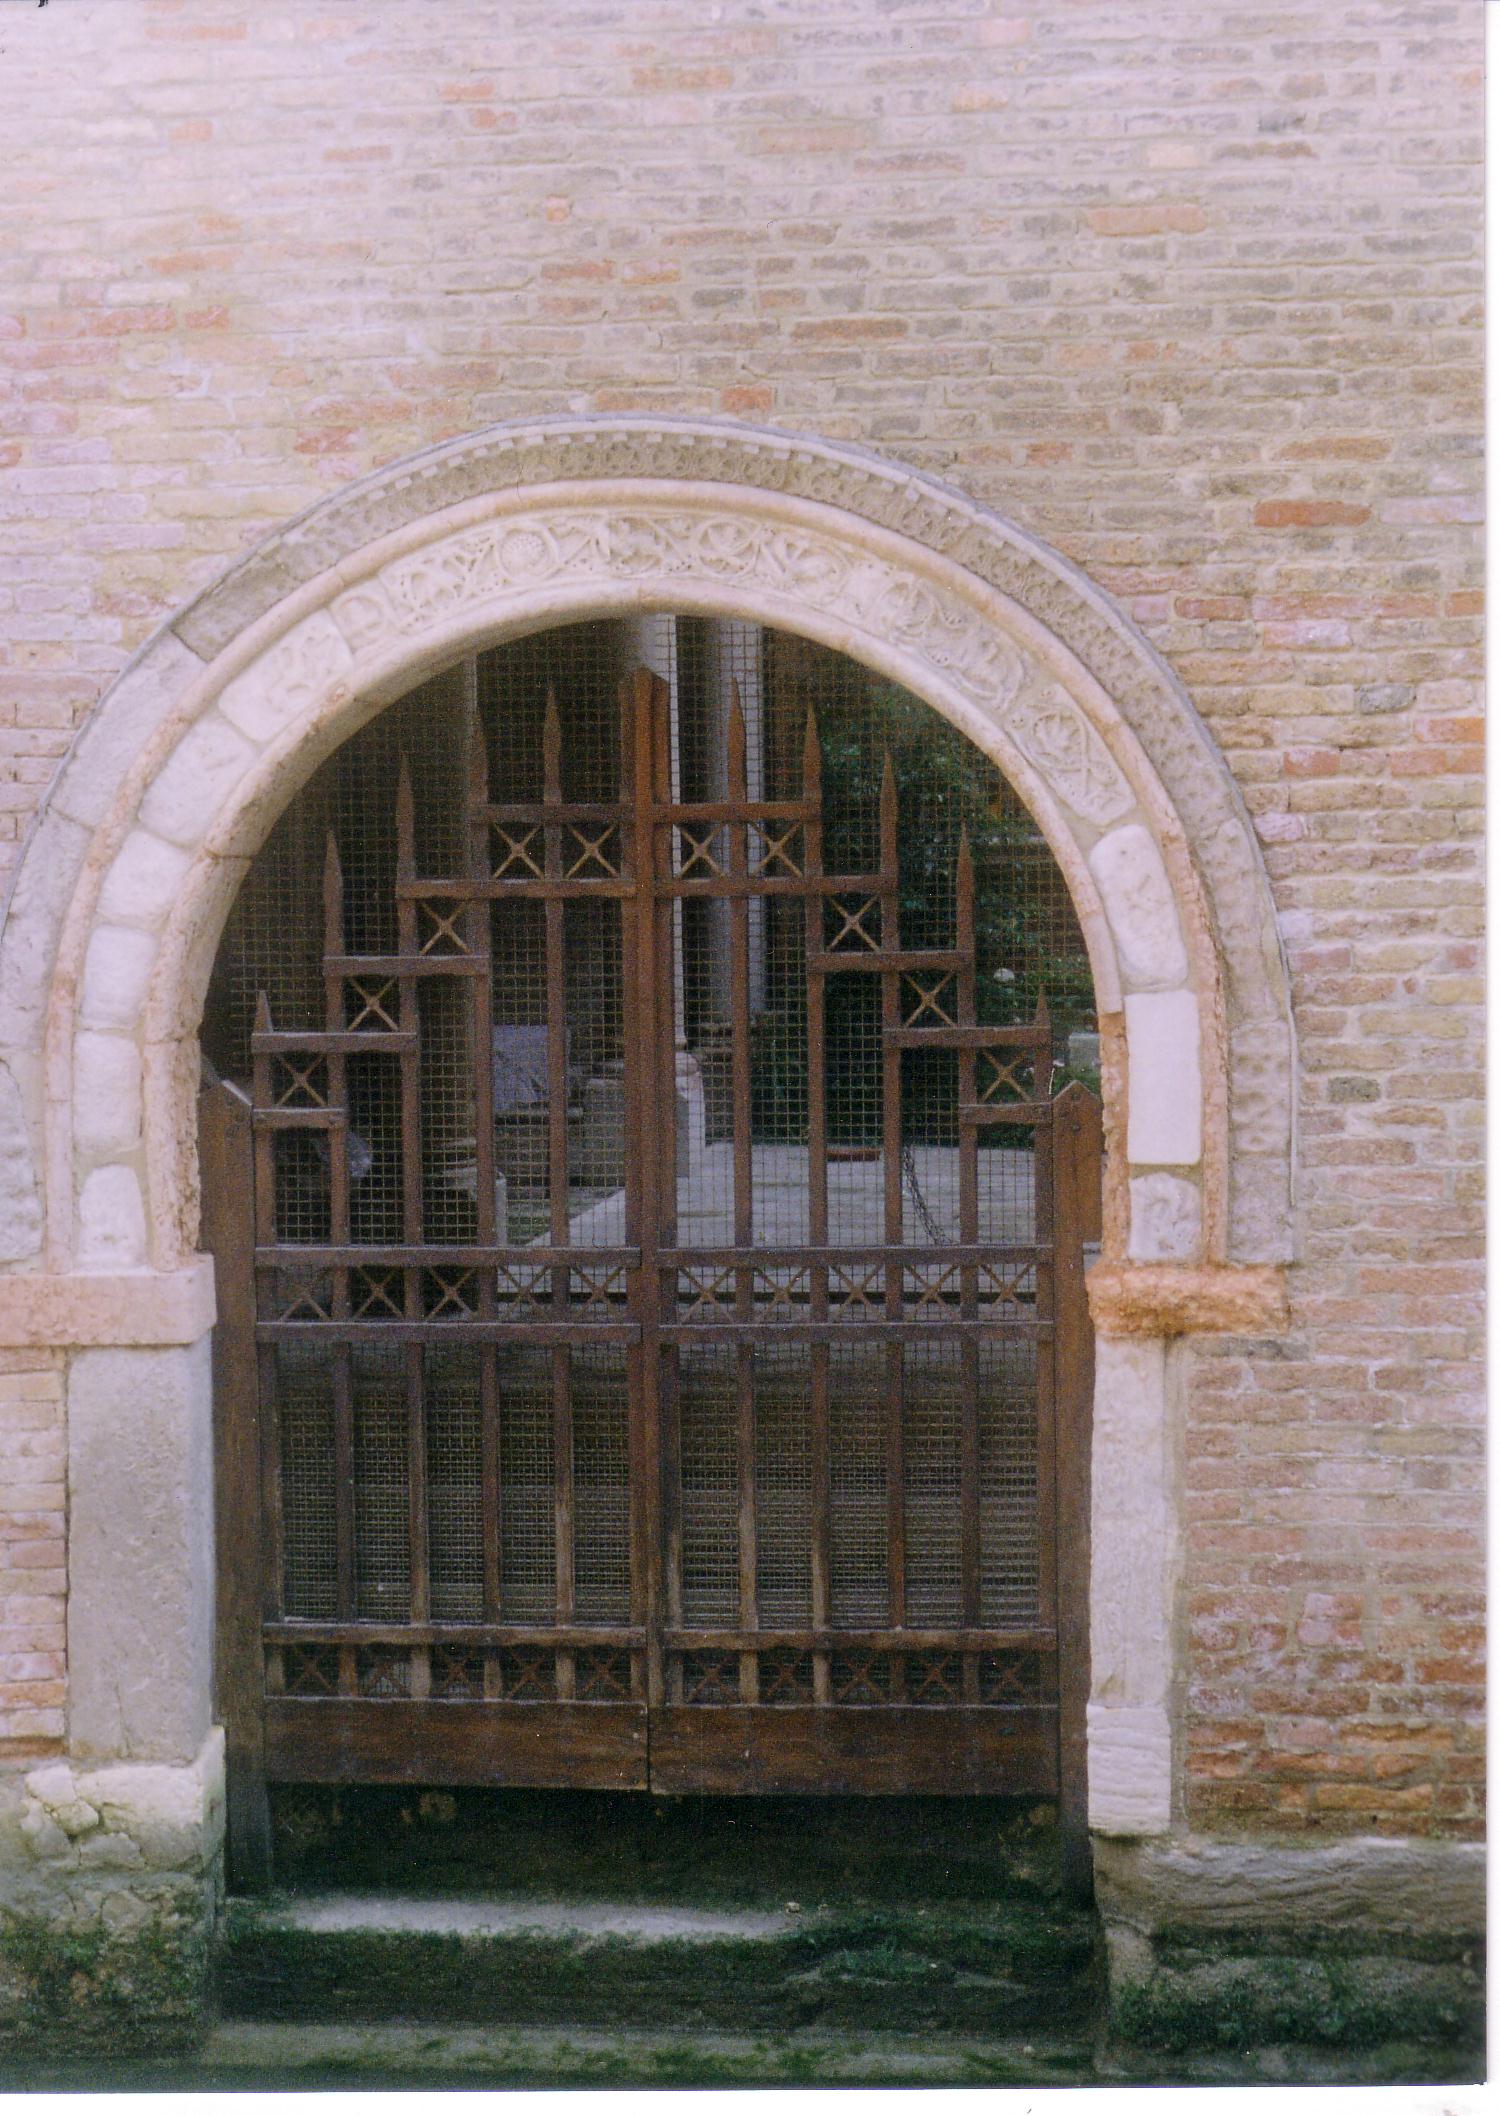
[
  {"x1": 0, "y1": 0, "x2": 1482, "y2": 1832},
  {"x1": 0, "y1": 1357, "x2": 66, "y2": 1755}
]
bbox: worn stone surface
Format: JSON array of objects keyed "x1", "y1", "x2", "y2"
[
  {"x1": 74, "y1": 1166, "x2": 147, "y2": 1270},
  {"x1": 1088, "y1": 825, "x2": 1189, "y2": 990},
  {"x1": 71, "y1": 1034, "x2": 143, "y2": 1162},
  {"x1": 0, "y1": 1264, "x2": 215, "y2": 1349},
  {"x1": 77, "y1": 926, "x2": 158, "y2": 1036},
  {"x1": 96, "y1": 833, "x2": 195, "y2": 935},
  {"x1": 65, "y1": 1338, "x2": 215, "y2": 1762},
  {"x1": 0, "y1": 1064, "x2": 43, "y2": 1266},
  {"x1": 1087, "y1": 1263, "x2": 1289, "y2": 1339},
  {"x1": 0, "y1": 1733, "x2": 224, "y2": 2052},
  {"x1": 1093, "y1": 1833, "x2": 1485, "y2": 1940},
  {"x1": 1128, "y1": 1175, "x2": 1203, "y2": 1265},
  {"x1": 1090, "y1": 1335, "x2": 1171, "y2": 1710}
]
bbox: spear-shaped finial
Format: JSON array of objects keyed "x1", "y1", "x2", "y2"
[
  {"x1": 396, "y1": 753, "x2": 415, "y2": 879},
  {"x1": 879, "y1": 748, "x2": 898, "y2": 869},
  {"x1": 801, "y1": 708, "x2": 821, "y2": 800},
  {"x1": 543, "y1": 683, "x2": 562, "y2": 802},
  {"x1": 322, "y1": 830, "x2": 343, "y2": 956},
  {"x1": 727, "y1": 679, "x2": 748, "y2": 802},
  {"x1": 955, "y1": 824, "x2": 974, "y2": 950},
  {"x1": 466, "y1": 694, "x2": 489, "y2": 811},
  {"x1": 254, "y1": 990, "x2": 273, "y2": 1036}
]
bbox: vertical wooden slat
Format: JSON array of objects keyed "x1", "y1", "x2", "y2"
[
  {"x1": 1031, "y1": 994, "x2": 1059, "y2": 1667},
  {"x1": 465, "y1": 670, "x2": 503, "y2": 1691},
  {"x1": 541, "y1": 690, "x2": 575, "y2": 1698},
  {"x1": 1053, "y1": 1079, "x2": 1101, "y2": 1899},
  {"x1": 322, "y1": 836, "x2": 356, "y2": 1626},
  {"x1": 877, "y1": 755, "x2": 906, "y2": 1659},
  {"x1": 954, "y1": 830, "x2": 981, "y2": 1701},
  {"x1": 618, "y1": 672, "x2": 650, "y2": 1705},
  {"x1": 726, "y1": 687, "x2": 759, "y2": 1702},
  {"x1": 250, "y1": 995, "x2": 284, "y2": 1649},
  {"x1": 801, "y1": 711, "x2": 832, "y2": 1702},
  {"x1": 630, "y1": 668, "x2": 670, "y2": 1709},
  {"x1": 200, "y1": 1076, "x2": 273, "y2": 1888},
  {"x1": 394, "y1": 761, "x2": 429, "y2": 1691}
]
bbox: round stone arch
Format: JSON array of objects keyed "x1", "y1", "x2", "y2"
[{"x1": 0, "y1": 419, "x2": 1293, "y2": 1845}]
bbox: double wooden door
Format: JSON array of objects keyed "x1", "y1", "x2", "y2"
[{"x1": 203, "y1": 664, "x2": 1100, "y2": 1880}]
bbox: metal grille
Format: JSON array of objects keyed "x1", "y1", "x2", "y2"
[{"x1": 204, "y1": 614, "x2": 1097, "y2": 1796}]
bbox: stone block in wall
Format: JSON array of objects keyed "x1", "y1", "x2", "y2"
[{"x1": 0, "y1": 1731, "x2": 224, "y2": 2055}]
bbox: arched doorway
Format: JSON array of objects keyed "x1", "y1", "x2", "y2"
[
  {"x1": 197, "y1": 617, "x2": 1102, "y2": 1876},
  {"x1": 0, "y1": 419, "x2": 1293, "y2": 1930}
]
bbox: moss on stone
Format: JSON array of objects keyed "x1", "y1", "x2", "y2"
[
  {"x1": 1112, "y1": 1942, "x2": 1484, "y2": 2057},
  {"x1": 0, "y1": 1894, "x2": 210, "y2": 2055},
  {"x1": 220, "y1": 1895, "x2": 1098, "y2": 2037}
]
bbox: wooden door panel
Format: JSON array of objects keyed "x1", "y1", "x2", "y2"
[
  {"x1": 265, "y1": 1698, "x2": 649, "y2": 1789},
  {"x1": 648, "y1": 1705, "x2": 1057, "y2": 1797}
]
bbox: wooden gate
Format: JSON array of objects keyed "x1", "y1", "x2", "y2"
[{"x1": 202, "y1": 664, "x2": 1101, "y2": 1881}]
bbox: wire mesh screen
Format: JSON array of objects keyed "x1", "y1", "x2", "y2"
[{"x1": 205, "y1": 613, "x2": 1094, "y2": 1739}]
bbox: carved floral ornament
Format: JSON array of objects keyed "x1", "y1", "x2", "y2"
[{"x1": 320, "y1": 506, "x2": 1139, "y2": 833}]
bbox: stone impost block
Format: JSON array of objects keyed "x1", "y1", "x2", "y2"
[{"x1": 0, "y1": 1261, "x2": 216, "y2": 1348}]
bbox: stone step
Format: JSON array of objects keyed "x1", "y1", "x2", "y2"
[
  {"x1": 218, "y1": 1885, "x2": 1100, "y2": 2037},
  {"x1": 6, "y1": 2022, "x2": 1477, "y2": 2093}
]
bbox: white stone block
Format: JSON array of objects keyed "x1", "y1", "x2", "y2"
[
  {"x1": 0, "y1": 1057, "x2": 43, "y2": 1264},
  {"x1": 0, "y1": 806, "x2": 92, "y2": 1050},
  {"x1": 67, "y1": 1336, "x2": 216, "y2": 1761},
  {"x1": 83, "y1": 1730, "x2": 226, "y2": 1872},
  {"x1": 1128, "y1": 1173, "x2": 1203, "y2": 1263},
  {"x1": 1090, "y1": 1335, "x2": 1170, "y2": 1711},
  {"x1": 22, "y1": 1730, "x2": 225, "y2": 1875},
  {"x1": 1088, "y1": 1703, "x2": 1173, "y2": 1835},
  {"x1": 79, "y1": 925, "x2": 159, "y2": 1033},
  {"x1": 1123, "y1": 990, "x2": 1202, "y2": 1166},
  {"x1": 218, "y1": 610, "x2": 354, "y2": 743},
  {"x1": 138, "y1": 713, "x2": 258, "y2": 851},
  {"x1": 49, "y1": 631, "x2": 206, "y2": 832},
  {"x1": 97, "y1": 830, "x2": 194, "y2": 932},
  {"x1": 73, "y1": 1034, "x2": 144, "y2": 1159},
  {"x1": 1087, "y1": 823, "x2": 1189, "y2": 990},
  {"x1": 77, "y1": 1163, "x2": 148, "y2": 1267}
]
